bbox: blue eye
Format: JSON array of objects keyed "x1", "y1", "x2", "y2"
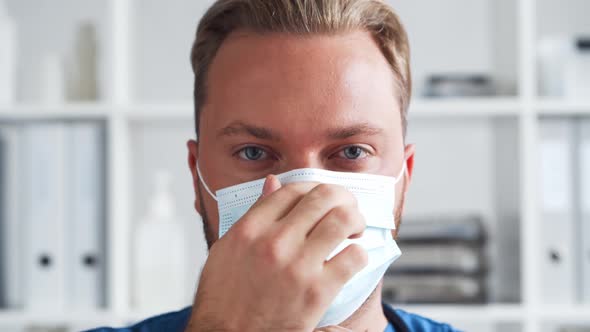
[
  {"x1": 238, "y1": 146, "x2": 267, "y2": 161},
  {"x1": 340, "y1": 146, "x2": 368, "y2": 160}
]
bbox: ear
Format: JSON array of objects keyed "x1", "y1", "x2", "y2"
[
  {"x1": 391, "y1": 143, "x2": 416, "y2": 239},
  {"x1": 187, "y1": 139, "x2": 202, "y2": 215},
  {"x1": 402, "y1": 143, "x2": 416, "y2": 194}
]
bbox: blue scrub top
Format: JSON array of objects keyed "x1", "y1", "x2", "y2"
[{"x1": 85, "y1": 303, "x2": 460, "y2": 332}]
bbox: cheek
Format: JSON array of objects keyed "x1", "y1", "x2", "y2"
[
  {"x1": 205, "y1": 198, "x2": 221, "y2": 236},
  {"x1": 197, "y1": 186, "x2": 221, "y2": 239}
]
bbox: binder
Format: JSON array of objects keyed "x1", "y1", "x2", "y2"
[
  {"x1": 65, "y1": 123, "x2": 106, "y2": 309},
  {"x1": 538, "y1": 119, "x2": 576, "y2": 303},
  {"x1": 0, "y1": 124, "x2": 23, "y2": 308},
  {"x1": 21, "y1": 123, "x2": 68, "y2": 310},
  {"x1": 579, "y1": 119, "x2": 590, "y2": 303},
  {"x1": 0, "y1": 129, "x2": 5, "y2": 306}
]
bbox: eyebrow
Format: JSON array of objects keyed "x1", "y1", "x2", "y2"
[
  {"x1": 217, "y1": 121, "x2": 383, "y2": 141},
  {"x1": 326, "y1": 123, "x2": 384, "y2": 140},
  {"x1": 217, "y1": 121, "x2": 281, "y2": 140}
]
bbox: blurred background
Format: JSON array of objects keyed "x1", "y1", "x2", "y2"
[{"x1": 0, "y1": 0, "x2": 589, "y2": 331}]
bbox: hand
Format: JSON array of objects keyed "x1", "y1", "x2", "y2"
[{"x1": 185, "y1": 175, "x2": 368, "y2": 332}]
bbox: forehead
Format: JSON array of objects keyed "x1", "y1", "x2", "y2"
[{"x1": 201, "y1": 30, "x2": 401, "y2": 138}]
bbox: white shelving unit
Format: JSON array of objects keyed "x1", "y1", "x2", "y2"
[{"x1": 1, "y1": 0, "x2": 589, "y2": 331}]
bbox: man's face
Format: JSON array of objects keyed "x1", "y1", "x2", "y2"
[{"x1": 188, "y1": 30, "x2": 415, "y2": 247}]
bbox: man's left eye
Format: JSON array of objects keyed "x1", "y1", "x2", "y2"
[
  {"x1": 237, "y1": 146, "x2": 268, "y2": 161},
  {"x1": 338, "y1": 146, "x2": 369, "y2": 160}
]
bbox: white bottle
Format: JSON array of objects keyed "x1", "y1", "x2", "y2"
[
  {"x1": 134, "y1": 171, "x2": 188, "y2": 312},
  {"x1": 0, "y1": 0, "x2": 16, "y2": 104}
]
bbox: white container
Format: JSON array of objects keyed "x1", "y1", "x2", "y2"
[
  {"x1": 0, "y1": 0, "x2": 17, "y2": 104},
  {"x1": 133, "y1": 171, "x2": 188, "y2": 313}
]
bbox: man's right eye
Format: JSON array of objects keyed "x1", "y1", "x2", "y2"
[{"x1": 237, "y1": 146, "x2": 268, "y2": 161}]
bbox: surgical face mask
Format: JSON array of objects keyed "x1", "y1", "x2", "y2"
[{"x1": 197, "y1": 163, "x2": 406, "y2": 327}]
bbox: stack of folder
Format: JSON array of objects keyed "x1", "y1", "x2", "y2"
[{"x1": 383, "y1": 215, "x2": 488, "y2": 304}]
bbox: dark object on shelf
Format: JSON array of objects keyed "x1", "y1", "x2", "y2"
[
  {"x1": 576, "y1": 37, "x2": 590, "y2": 50},
  {"x1": 382, "y1": 275, "x2": 486, "y2": 304},
  {"x1": 384, "y1": 215, "x2": 488, "y2": 304},
  {"x1": 423, "y1": 74, "x2": 496, "y2": 97},
  {"x1": 389, "y1": 243, "x2": 487, "y2": 276},
  {"x1": 396, "y1": 214, "x2": 486, "y2": 245}
]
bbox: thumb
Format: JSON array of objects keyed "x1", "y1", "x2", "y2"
[{"x1": 261, "y1": 174, "x2": 281, "y2": 198}]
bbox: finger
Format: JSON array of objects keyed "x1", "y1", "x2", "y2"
[
  {"x1": 241, "y1": 175, "x2": 284, "y2": 224},
  {"x1": 323, "y1": 244, "x2": 368, "y2": 288},
  {"x1": 304, "y1": 206, "x2": 365, "y2": 263},
  {"x1": 242, "y1": 181, "x2": 319, "y2": 226},
  {"x1": 261, "y1": 174, "x2": 281, "y2": 198},
  {"x1": 280, "y1": 184, "x2": 357, "y2": 237}
]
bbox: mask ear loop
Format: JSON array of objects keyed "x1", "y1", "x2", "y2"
[
  {"x1": 196, "y1": 161, "x2": 218, "y2": 202},
  {"x1": 393, "y1": 159, "x2": 407, "y2": 185}
]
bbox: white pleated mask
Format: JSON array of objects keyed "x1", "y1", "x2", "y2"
[{"x1": 197, "y1": 164, "x2": 406, "y2": 327}]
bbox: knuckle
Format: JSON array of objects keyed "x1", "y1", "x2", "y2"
[
  {"x1": 315, "y1": 184, "x2": 357, "y2": 207},
  {"x1": 314, "y1": 183, "x2": 339, "y2": 198},
  {"x1": 230, "y1": 222, "x2": 256, "y2": 244},
  {"x1": 287, "y1": 256, "x2": 320, "y2": 287},
  {"x1": 257, "y1": 237, "x2": 287, "y2": 265},
  {"x1": 347, "y1": 244, "x2": 369, "y2": 268},
  {"x1": 305, "y1": 282, "x2": 325, "y2": 306},
  {"x1": 282, "y1": 182, "x2": 307, "y2": 197},
  {"x1": 285, "y1": 262, "x2": 307, "y2": 287},
  {"x1": 332, "y1": 206, "x2": 363, "y2": 231}
]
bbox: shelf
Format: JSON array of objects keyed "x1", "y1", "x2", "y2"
[
  {"x1": 536, "y1": 306, "x2": 590, "y2": 323},
  {"x1": 408, "y1": 98, "x2": 522, "y2": 118},
  {"x1": 391, "y1": 304, "x2": 524, "y2": 322},
  {"x1": 0, "y1": 103, "x2": 193, "y2": 121},
  {"x1": 0, "y1": 310, "x2": 126, "y2": 326},
  {"x1": 0, "y1": 99, "x2": 524, "y2": 121},
  {"x1": 535, "y1": 99, "x2": 590, "y2": 116},
  {"x1": 0, "y1": 103, "x2": 112, "y2": 120},
  {"x1": 120, "y1": 99, "x2": 525, "y2": 120},
  {"x1": 0, "y1": 308, "x2": 185, "y2": 327}
]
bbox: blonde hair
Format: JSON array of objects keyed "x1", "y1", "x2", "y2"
[{"x1": 190, "y1": 0, "x2": 411, "y2": 136}]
